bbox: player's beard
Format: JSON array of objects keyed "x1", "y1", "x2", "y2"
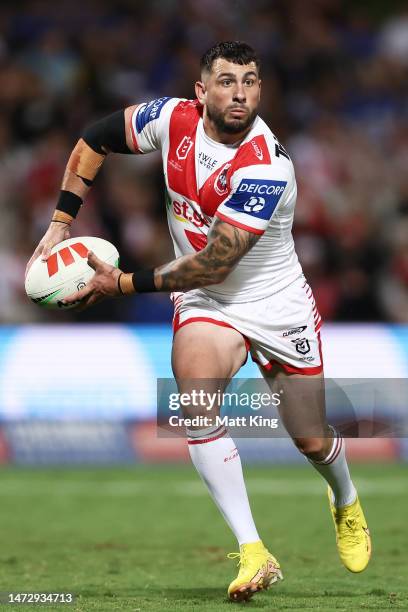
[{"x1": 206, "y1": 103, "x2": 258, "y2": 135}]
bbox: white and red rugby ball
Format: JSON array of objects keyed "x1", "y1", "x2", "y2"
[{"x1": 25, "y1": 236, "x2": 119, "y2": 309}]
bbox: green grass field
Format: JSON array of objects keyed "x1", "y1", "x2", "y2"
[{"x1": 0, "y1": 463, "x2": 407, "y2": 611}]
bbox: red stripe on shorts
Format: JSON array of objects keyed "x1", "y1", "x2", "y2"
[
  {"x1": 253, "y1": 330, "x2": 324, "y2": 375},
  {"x1": 173, "y1": 316, "x2": 251, "y2": 352}
]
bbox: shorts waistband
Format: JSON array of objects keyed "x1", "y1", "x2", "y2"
[{"x1": 200, "y1": 273, "x2": 305, "y2": 305}]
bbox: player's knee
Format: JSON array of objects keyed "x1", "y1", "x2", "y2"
[{"x1": 293, "y1": 437, "x2": 327, "y2": 461}]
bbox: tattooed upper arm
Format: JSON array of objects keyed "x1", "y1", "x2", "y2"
[
  {"x1": 196, "y1": 218, "x2": 262, "y2": 280},
  {"x1": 154, "y1": 218, "x2": 262, "y2": 292}
]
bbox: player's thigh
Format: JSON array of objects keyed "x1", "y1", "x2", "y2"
[
  {"x1": 172, "y1": 322, "x2": 247, "y2": 379},
  {"x1": 261, "y1": 369, "x2": 331, "y2": 450},
  {"x1": 172, "y1": 322, "x2": 247, "y2": 419}
]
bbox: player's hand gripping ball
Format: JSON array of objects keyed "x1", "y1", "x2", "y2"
[{"x1": 25, "y1": 237, "x2": 119, "y2": 309}]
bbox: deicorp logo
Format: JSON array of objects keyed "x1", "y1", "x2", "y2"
[
  {"x1": 237, "y1": 180, "x2": 286, "y2": 197},
  {"x1": 224, "y1": 178, "x2": 287, "y2": 220}
]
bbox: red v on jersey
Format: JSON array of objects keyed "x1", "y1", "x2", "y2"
[
  {"x1": 167, "y1": 100, "x2": 271, "y2": 215},
  {"x1": 166, "y1": 100, "x2": 273, "y2": 252}
]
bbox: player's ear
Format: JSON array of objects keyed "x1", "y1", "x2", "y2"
[
  {"x1": 195, "y1": 80, "x2": 206, "y2": 105},
  {"x1": 258, "y1": 79, "x2": 262, "y2": 101}
]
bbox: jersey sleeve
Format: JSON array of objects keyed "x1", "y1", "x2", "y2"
[
  {"x1": 215, "y1": 164, "x2": 293, "y2": 234},
  {"x1": 129, "y1": 97, "x2": 181, "y2": 154}
]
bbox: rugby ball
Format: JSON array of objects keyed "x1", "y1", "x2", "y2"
[{"x1": 25, "y1": 236, "x2": 119, "y2": 310}]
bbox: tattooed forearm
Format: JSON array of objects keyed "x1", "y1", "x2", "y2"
[{"x1": 154, "y1": 218, "x2": 261, "y2": 291}]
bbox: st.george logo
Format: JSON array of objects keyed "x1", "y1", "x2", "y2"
[
  {"x1": 47, "y1": 243, "x2": 88, "y2": 277},
  {"x1": 176, "y1": 136, "x2": 194, "y2": 160}
]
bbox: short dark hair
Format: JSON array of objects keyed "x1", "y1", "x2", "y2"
[{"x1": 200, "y1": 41, "x2": 260, "y2": 75}]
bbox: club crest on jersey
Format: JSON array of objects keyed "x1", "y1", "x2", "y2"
[
  {"x1": 214, "y1": 163, "x2": 231, "y2": 196},
  {"x1": 176, "y1": 136, "x2": 194, "y2": 160}
]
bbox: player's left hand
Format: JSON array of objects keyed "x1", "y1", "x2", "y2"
[{"x1": 63, "y1": 251, "x2": 122, "y2": 310}]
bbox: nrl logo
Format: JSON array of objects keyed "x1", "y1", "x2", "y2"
[
  {"x1": 291, "y1": 337, "x2": 311, "y2": 355},
  {"x1": 176, "y1": 136, "x2": 194, "y2": 160},
  {"x1": 214, "y1": 163, "x2": 231, "y2": 196}
]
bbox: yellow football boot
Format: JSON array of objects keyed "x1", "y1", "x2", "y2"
[
  {"x1": 328, "y1": 487, "x2": 372, "y2": 572},
  {"x1": 227, "y1": 540, "x2": 283, "y2": 602}
]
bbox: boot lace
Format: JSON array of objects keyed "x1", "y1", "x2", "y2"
[
  {"x1": 227, "y1": 550, "x2": 250, "y2": 568},
  {"x1": 339, "y1": 516, "x2": 361, "y2": 545}
]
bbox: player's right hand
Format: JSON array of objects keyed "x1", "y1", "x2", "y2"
[{"x1": 25, "y1": 222, "x2": 71, "y2": 278}]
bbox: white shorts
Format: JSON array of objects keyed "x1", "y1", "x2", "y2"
[{"x1": 172, "y1": 275, "x2": 323, "y2": 375}]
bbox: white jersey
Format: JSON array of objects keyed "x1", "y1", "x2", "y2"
[{"x1": 128, "y1": 97, "x2": 302, "y2": 303}]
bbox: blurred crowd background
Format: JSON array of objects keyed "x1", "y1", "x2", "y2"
[{"x1": 1, "y1": 0, "x2": 407, "y2": 323}]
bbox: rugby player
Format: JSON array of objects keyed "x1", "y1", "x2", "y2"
[{"x1": 26, "y1": 42, "x2": 371, "y2": 602}]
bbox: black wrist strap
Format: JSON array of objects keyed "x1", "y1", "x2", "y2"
[
  {"x1": 56, "y1": 191, "x2": 83, "y2": 218},
  {"x1": 132, "y1": 269, "x2": 156, "y2": 293}
]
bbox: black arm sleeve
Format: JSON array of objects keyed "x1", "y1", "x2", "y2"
[{"x1": 82, "y1": 110, "x2": 132, "y2": 155}]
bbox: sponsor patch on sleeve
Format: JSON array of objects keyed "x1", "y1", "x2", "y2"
[
  {"x1": 224, "y1": 179, "x2": 287, "y2": 220},
  {"x1": 136, "y1": 97, "x2": 171, "y2": 133}
]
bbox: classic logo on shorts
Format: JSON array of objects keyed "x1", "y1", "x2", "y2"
[
  {"x1": 291, "y1": 337, "x2": 311, "y2": 354},
  {"x1": 224, "y1": 179, "x2": 287, "y2": 220},
  {"x1": 283, "y1": 325, "x2": 307, "y2": 337},
  {"x1": 214, "y1": 163, "x2": 231, "y2": 196},
  {"x1": 176, "y1": 136, "x2": 194, "y2": 160}
]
